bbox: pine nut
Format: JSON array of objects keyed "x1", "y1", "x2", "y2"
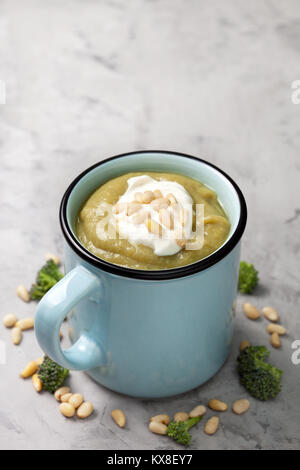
[
  {"x1": 232, "y1": 399, "x2": 250, "y2": 415},
  {"x1": 59, "y1": 402, "x2": 75, "y2": 418},
  {"x1": 61, "y1": 393, "x2": 73, "y2": 403},
  {"x1": 240, "y1": 340, "x2": 251, "y2": 352},
  {"x1": 204, "y1": 416, "x2": 219, "y2": 435},
  {"x1": 189, "y1": 405, "x2": 207, "y2": 418},
  {"x1": 54, "y1": 386, "x2": 70, "y2": 402},
  {"x1": 11, "y1": 327, "x2": 22, "y2": 345},
  {"x1": 35, "y1": 357, "x2": 44, "y2": 366},
  {"x1": 151, "y1": 197, "x2": 169, "y2": 211},
  {"x1": 16, "y1": 285, "x2": 30, "y2": 302},
  {"x1": 176, "y1": 239, "x2": 186, "y2": 248},
  {"x1": 15, "y1": 317, "x2": 34, "y2": 331},
  {"x1": 20, "y1": 361, "x2": 38, "y2": 378},
  {"x1": 150, "y1": 414, "x2": 171, "y2": 425},
  {"x1": 243, "y1": 303, "x2": 260, "y2": 320},
  {"x1": 149, "y1": 420, "x2": 167, "y2": 435},
  {"x1": 3, "y1": 314, "x2": 18, "y2": 328},
  {"x1": 150, "y1": 199, "x2": 159, "y2": 210},
  {"x1": 134, "y1": 192, "x2": 144, "y2": 203},
  {"x1": 69, "y1": 393, "x2": 84, "y2": 409},
  {"x1": 77, "y1": 401, "x2": 94, "y2": 419},
  {"x1": 32, "y1": 373, "x2": 43, "y2": 392},
  {"x1": 145, "y1": 219, "x2": 162, "y2": 236},
  {"x1": 204, "y1": 215, "x2": 227, "y2": 224},
  {"x1": 153, "y1": 189, "x2": 163, "y2": 199},
  {"x1": 113, "y1": 202, "x2": 126, "y2": 214},
  {"x1": 262, "y1": 306, "x2": 279, "y2": 322},
  {"x1": 266, "y1": 324, "x2": 286, "y2": 335},
  {"x1": 45, "y1": 253, "x2": 60, "y2": 265},
  {"x1": 166, "y1": 193, "x2": 177, "y2": 205},
  {"x1": 132, "y1": 211, "x2": 148, "y2": 224},
  {"x1": 159, "y1": 209, "x2": 174, "y2": 229},
  {"x1": 111, "y1": 409, "x2": 126, "y2": 428},
  {"x1": 174, "y1": 412, "x2": 189, "y2": 422},
  {"x1": 270, "y1": 332, "x2": 281, "y2": 348},
  {"x1": 142, "y1": 191, "x2": 154, "y2": 204},
  {"x1": 201, "y1": 188, "x2": 215, "y2": 200},
  {"x1": 126, "y1": 202, "x2": 142, "y2": 216},
  {"x1": 179, "y1": 208, "x2": 188, "y2": 227},
  {"x1": 208, "y1": 399, "x2": 228, "y2": 411}
]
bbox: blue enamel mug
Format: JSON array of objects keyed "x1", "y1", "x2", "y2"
[{"x1": 35, "y1": 151, "x2": 247, "y2": 398}]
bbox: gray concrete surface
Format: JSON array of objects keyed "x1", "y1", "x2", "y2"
[{"x1": 0, "y1": 0, "x2": 300, "y2": 450}]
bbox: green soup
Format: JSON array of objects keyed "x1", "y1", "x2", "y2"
[{"x1": 75, "y1": 172, "x2": 230, "y2": 270}]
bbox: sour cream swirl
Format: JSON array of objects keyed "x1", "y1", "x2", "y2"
[{"x1": 112, "y1": 175, "x2": 193, "y2": 256}]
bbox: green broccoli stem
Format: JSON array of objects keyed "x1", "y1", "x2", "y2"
[
  {"x1": 166, "y1": 415, "x2": 203, "y2": 445},
  {"x1": 185, "y1": 416, "x2": 201, "y2": 430}
]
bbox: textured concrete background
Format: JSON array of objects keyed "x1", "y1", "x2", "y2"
[{"x1": 0, "y1": 0, "x2": 299, "y2": 450}]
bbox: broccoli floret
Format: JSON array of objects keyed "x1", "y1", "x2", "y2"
[
  {"x1": 167, "y1": 416, "x2": 202, "y2": 445},
  {"x1": 238, "y1": 261, "x2": 259, "y2": 294},
  {"x1": 37, "y1": 355, "x2": 69, "y2": 393},
  {"x1": 237, "y1": 346, "x2": 282, "y2": 400},
  {"x1": 30, "y1": 260, "x2": 64, "y2": 300}
]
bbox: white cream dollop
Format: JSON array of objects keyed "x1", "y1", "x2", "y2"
[{"x1": 112, "y1": 175, "x2": 193, "y2": 256}]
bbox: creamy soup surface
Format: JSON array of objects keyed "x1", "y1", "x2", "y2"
[{"x1": 75, "y1": 172, "x2": 230, "y2": 270}]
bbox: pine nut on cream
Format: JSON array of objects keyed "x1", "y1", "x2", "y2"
[{"x1": 142, "y1": 190, "x2": 155, "y2": 204}]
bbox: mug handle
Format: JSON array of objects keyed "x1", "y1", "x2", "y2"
[{"x1": 35, "y1": 265, "x2": 105, "y2": 371}]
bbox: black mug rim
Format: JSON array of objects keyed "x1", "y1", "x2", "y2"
[{"x1": 59, "y1": 150, "x2": 247, "y2": 280}]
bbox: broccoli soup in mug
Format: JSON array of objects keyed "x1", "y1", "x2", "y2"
[{"x1": 75, "y1": 172, "x2": 230, "y2": 270}]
